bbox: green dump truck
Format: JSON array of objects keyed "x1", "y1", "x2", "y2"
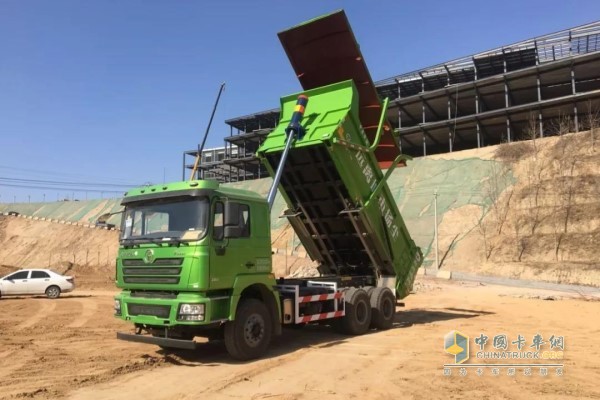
[{"x1": 114, "y1": 10, "x2": 422, "y2": 360}]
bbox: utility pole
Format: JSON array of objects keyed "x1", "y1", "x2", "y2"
[
  {"x1": 433, "y1": 190, "x2": 439, "y2": 270},
  {"x1": 28, "y1": 195, "x2": 31, "y2": 204}
]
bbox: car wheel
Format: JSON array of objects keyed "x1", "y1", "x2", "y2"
[{"x1": 46, "y1": 285, "x2": 61, "y2": 299}]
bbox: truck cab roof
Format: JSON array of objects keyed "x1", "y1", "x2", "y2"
[{"x1": 121, "y1": 180, "x2": 266, "y2": 205}]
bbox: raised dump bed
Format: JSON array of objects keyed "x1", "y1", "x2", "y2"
[
  {"x1": 258, "y1": 80, "x2": 422, "y2": 298},
  {"x1": 277, "y1": 10, "x2": 399, "y2": 167}
]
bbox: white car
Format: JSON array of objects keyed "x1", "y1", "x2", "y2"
[{"x1": 0, "y1": 269, "x2": 75, "y2": 299}]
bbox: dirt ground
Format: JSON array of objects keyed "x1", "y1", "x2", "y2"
[{"x1": 0, "y1": 278, "x2": 598, "y2": 400}]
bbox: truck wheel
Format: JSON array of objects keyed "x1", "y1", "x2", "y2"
[
  {"x1": 45, "y1": 286, "x2": 61, "y2": 299},
  {"x1": 369, "y1": 287, "x2": 396, "y2": 330},
  {"x1": 224, "y1": 298, "x2": 272, "y2": 361},
  {"x1": 336, "y1": 288, "x2": 371, "y2": 335}
]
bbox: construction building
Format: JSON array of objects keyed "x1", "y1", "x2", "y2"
[{"x1": 185, "y1": 20, "x2": 600, "y2": 181}]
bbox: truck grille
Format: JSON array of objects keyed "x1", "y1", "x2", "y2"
[
  {"x1": 131, "y1": 291, "x2": 177, "y2": 299},
  {"x1": 123, "y1": 267, "x2": 181, "y2": 275},
  {"x1": 128, "y1": 304, "x2": 171, "y2": 318},
  {"x1": 123, "y1": 277, "x2": 180, "y2": 284},
  {"x1": 121, "y1": 258, "x2": 183, "y2": 285},
  {"x1": 123, "y1": 258, "x2": 183, "y2": 266}
]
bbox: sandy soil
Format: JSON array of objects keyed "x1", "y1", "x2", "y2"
[
  {"x1": 1, "y1": 279, "x2": 598, "y2": 400},
  {"x1": 0, "y1": 216, "x2": 119, "y2": 285}
]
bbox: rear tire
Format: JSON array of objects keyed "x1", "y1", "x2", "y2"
[
  {"x1": 224, "y1": 298, "x2": 272, "y2": 361},
  {"x1": 369, "y1": 287, "x2": 396, "y2": 330},
  {"x1": 45, "y1": 286, "x2": 61, "y2": 299},
  {"x1": 335, "y1": 288, "x2": 371, "y2": 335}
]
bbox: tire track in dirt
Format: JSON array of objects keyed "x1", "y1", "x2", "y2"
[
  {"x1": 0, "y1": 350, "x2": 28, "y2": 382},
  {"x1": 67, "y1": 299, "x2": 98, "y2": 328},
  {"x1": 185, "y1": 347, "x2": 314, "y2": 397},
  {"x1": 68, "y1": 341, "x2": 319, "y2": 400},
  {"x1": 16, "y1": 300, "x2": 56, "y2": 330}
]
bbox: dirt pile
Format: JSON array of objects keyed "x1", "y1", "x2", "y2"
[
  {"x1": 0, "y1": 216, "x2": 118, "y2": 288},
  {"x1": 441, "y1": 130, "x2": 600, "y2": 286}
]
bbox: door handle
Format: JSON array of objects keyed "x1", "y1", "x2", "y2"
[{"x1": 245, "y1": 262, "x2": 255, "y2": 268}]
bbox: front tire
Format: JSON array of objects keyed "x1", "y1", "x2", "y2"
[
  {"x1": 224, "y1": 298, "x2": 272, "y2": 361},
  {"x1": 45, "y1": 286, "x2": 61, "y2": 299}
]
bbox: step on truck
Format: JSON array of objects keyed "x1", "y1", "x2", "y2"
[{"x1": 115, "y1": 10, "x2": 423, "y2": 360}]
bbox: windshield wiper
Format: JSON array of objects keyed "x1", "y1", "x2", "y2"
[
  {"x1": 120, "y1": 236, "x2": 189, "y2": 247},
  {"x1": 120, "y1": 237, "x2": 164, "y2": 246}
]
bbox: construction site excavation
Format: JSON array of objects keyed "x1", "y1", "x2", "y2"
[{"x1": 1, "y1": 6, "x2": 599, "y2": 400}]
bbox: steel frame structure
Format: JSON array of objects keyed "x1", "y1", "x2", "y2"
[{"x1": 184, "y1": 20, "x2": 600, "y2": 180}]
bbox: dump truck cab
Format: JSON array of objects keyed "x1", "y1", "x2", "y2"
[{"x1": 114, "y1": 180, "x2": 281, "y2": 351}]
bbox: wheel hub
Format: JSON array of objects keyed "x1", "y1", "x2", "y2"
[{"x1": 244, "y1": 313, "x2": 264, "y2": 347}]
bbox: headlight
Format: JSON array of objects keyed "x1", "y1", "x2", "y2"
[
  {"x1": 178, "y1": 303, "x2": 205, "y2": 321},
  {"x1": 114, "y1": 299, "x2": 122, "y2": 316}
]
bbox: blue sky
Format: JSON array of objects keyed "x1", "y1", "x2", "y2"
[{"x1": 1, "y1": 0, "x2": 599, "y2": 202}]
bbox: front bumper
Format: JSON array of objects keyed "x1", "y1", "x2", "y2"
[
  {"x1": 114, "y1": 291, "x2": 230, "y2": 327},
  {"x1": 117, "y1": 331, "x2": 198, "y2": 350}
]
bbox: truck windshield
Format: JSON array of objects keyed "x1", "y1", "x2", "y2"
[{"x1": 120, "y1": 197, "x2": 209, "y2": 242}]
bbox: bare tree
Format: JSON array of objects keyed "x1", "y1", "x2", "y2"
[
  {"x1": 474, "y1": 206, "x2": 494, "y2": 261},
  {"x1": 585, "y1": 100, "x2": 599, "y2": 152},
  {"x1": 524, "y1": 113, "x2": 549, "y2": 235},
  {"x1": 485, "y1": 162, "x2": 514, "y2": 235},
  {"x1": 550, "y1": 114, "x2": 578, "y2": 259}
]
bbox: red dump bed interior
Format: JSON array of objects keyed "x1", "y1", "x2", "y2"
[{"x1": 277, "y1": 10, "x2": 400, "y2": 167}]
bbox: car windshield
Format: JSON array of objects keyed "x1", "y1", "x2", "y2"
[{"x1": 120, "y1": 197, "x2": 209, "y2": 242}]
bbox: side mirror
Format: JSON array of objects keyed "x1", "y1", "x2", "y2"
[{"x1": 224, "y1": 201, "x2": 240, "y2": 227}]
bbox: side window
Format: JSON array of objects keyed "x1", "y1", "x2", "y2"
[
  {"x1": 31, "y1": 271, "x2": 50, "y2": 279},
  {"x1": 6, "y1": 271, "x2": 29, "y2": 280},
  {"x1": 213, "y1": 202, "x2": 224, "y2": 240},
  {"x1": 132, "y1": 211, "x2": 143, "y2": 236},
  {"x1": 239, "y1": 204, "x2": 250, "y2": 238}
]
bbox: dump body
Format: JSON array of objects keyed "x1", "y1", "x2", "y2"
[
  {"x1": 278, "y1": 10, "x2": 398, "y2": 168},
  {"x1": 258, "y1": 80, "x2": 422, "y2": 298}
]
